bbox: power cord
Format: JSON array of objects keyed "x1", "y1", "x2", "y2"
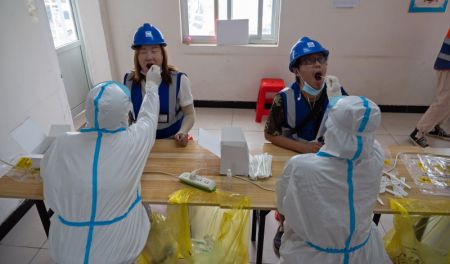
[
  {"x1": 232, "y1": 175, "x2": 275, "y2": 192},
  {"x1": 147, "y1": 169, "x2": 275, "y2": 192}
]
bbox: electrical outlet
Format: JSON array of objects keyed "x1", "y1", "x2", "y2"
[{"x1": 178, "y1": 172, "x2": 216, "y2": 192}]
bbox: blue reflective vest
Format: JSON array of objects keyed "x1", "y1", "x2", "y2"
[
  {"x1": 279, "y1": 82, "x2": 346, "y2": 141},
  {"x1": 434, "y1": 28, "x2": 450, "y2": 70},
  {"x1": 124, "y1": 71, "x2": 185, "y2": 139}
]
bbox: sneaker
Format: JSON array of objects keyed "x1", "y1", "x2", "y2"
[
  {"x1": 273, "y1": 224, "x2": 284, "y2": 258},
  {"x1": 410, "y1": 128, "x2": 429, "y2": 148},
  {"x1": 427, "y1": 125, "x2": 450, "y2": 141}
]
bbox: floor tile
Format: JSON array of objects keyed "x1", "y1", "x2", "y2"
[
  {"x1": 232, "y1": 109, "x2": 266, "y2": 132},
  {"x1": 0, "y1": 245, "x2": 39, "y2": 264},
  {"x1": 29, "y1": 249, "x2": 56, "y2": 264},
  {"x1": 192, "y1": 108, "x2": 233, "y2": 130},
  {"x1": 381, "y1": 113, "x2": 422, "y2": 136},
  {"x1": 380, "y1": 214, "x2": 394, "y2": 234},
  {"x1": 1, "y1": 206, "x2": 47, "y2": 248},
  {"x1": 248, "y1": 211, "x2": 279, "y2": 264}
]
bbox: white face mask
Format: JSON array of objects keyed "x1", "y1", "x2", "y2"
[{"x1": 300, "y1": 75, "x2": 325, "y2": 96}]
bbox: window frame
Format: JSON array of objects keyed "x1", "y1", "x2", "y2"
[{"x1": 180, "y1": 0, "x2": 281, "y2": 45}]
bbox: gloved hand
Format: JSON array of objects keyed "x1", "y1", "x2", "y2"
[
  {"x1": 325, "y1": 75, "x2": 341, "y2": 97},
  {"x1": 145, "y1": 65, "x2": 162, "y2": 91}
]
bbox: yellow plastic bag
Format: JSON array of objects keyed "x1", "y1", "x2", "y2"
[
  {"x1": 167, "y1": 188, "x2": 251, "y2": 264},
  {"x1": 137, "y1": 212, "x2": 179, "y2": 264},
  {"x1": 383, "y1": 198, "x2": 450, "y2": 264}
]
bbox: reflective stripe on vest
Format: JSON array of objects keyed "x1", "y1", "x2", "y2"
[
  {"x1": 279, "y1": 82, "x2": 340, "y2": 141},
  {"x1": 124, "y1": 71, "x2": 185, "y2": 138},
  {"x1": 434, "y1": 29, "x2": 450, "y2": 70}
]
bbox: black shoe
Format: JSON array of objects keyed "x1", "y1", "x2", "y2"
[
  {"x1": 410, "y1": 128, "x2": 429, "y2": 148},
  {"x1": 427, "y1": 125, "x2": 450, "y2": 141},
  {"x1": 273, "y1": 225, "x2": 283, "y2": 258}
]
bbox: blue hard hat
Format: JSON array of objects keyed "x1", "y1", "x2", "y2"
[
  {"x1": 289, "y1": 37, "x2": 329, "y2": 72},
  {"x1": 131, "y1": 23, "x2": 166, "y2": 49}
]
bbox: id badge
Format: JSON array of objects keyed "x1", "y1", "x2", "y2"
[{"x1": 158, "y1": 114, "x2": 169, "y2": 123}]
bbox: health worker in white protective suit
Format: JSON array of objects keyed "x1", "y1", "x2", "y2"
[
  {"x1": 277, "y1": 96, "x2": 392, "y2": 264},
  {"x1": 41, "y1": 65, "x2": 161, "y2": 264}
]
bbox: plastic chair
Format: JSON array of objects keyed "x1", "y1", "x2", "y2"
[{"x1": 255, "y1": 78, "x2": 285, "y2": 122}]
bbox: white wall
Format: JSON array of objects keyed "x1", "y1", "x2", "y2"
[
  {"x1": 0, "y1": 0, "x2": 73, "y2": 222},
  {"x1": 101, "y1": 0, "x2": 449, "y2": 105}
]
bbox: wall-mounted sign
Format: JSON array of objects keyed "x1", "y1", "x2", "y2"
[{"x1": 409, "y1": 0, "x2": 448, "y2": 13}]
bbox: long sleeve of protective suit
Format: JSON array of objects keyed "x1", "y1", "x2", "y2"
[
  {"x1": 276, "y1": 96, "x2": 391, "y2": 264},
  {"x1": 41, "y1": 67, "x2": 160, "y2": 264}
]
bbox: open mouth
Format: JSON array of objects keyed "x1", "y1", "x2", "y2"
[
  {"x1": 146, "y1": 63, "x2": 153, "y2": 69},
  {"x1": 314, "y1": 72, "x2": 323, "y2": 81}
]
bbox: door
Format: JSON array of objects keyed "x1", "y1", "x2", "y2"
[{"x1": 44, "y1": 0, "x2": 90, "y2": 117}]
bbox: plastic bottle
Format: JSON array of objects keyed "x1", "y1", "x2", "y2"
[{"x1": 225, "y1": 168, "x2": 232, "y2": 191}]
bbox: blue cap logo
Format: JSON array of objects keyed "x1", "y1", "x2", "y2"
[
  {"x1": 307, "y1": 42, "x2": 315, "y2": 48},
  {"x1": 145, "y1": 31, "x2": 153, "y2": 39}
]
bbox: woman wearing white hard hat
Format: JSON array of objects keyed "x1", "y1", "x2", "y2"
[
  {"x1": 277, "y1": 96, "x2": 391, "y2": 264},
  {"x1": 124, "y1": 23, "x2": 195, "y2": 147},
  {"x1": 41, "y1": 66, "x2": 161, "y2": 263}
]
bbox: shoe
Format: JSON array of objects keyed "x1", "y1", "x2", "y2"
[
  {"x1": 410, "y1": 128, "x2": 429, "y2": 148},
  {"x1": 273, "y1": 224, "x2": 284, "y2": 258},
  {"x1": 427, "y1": 125, "x2": 450, "y2": 141}
]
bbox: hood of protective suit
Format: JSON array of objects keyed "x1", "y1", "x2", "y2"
[
  {"x1": 85, "y1": 81, "x2": 131, "y2": 130},
  {"x1": 320, "y1": 96, "x2": 381, "y2": 160}
]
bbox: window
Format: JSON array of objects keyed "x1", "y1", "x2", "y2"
[
  {"x1": 44, "y1": 0, "x2": 78, "y2": 48},
  {"x1": 180, "y1": 0, "x2": 281, "y2": 45}
]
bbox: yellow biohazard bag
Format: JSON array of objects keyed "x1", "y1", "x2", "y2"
[
  {"x1": 383, "y1": 198, "x2": 450, "y2": 264},
  {"x1": 136, "y1": 212, "x2": 179, "y2": 264},
  {"x1": 138, "y1": 188, "x2": 250, "y2": 264}
]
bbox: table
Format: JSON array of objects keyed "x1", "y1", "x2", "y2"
[
  {"x1": 1, "y1": 142, "x2": 450, "y2": 263},
  {"x1": 373, "y1": 145, "x2": 450, "y2": 216}
]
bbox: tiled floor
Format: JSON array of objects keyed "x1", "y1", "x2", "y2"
[{"x1": 1, "y1": 108, "x2": 449, "y2": 264}]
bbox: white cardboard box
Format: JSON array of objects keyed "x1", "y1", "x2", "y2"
[
  {"x1": 10, "y1": 119, "x2": 71, "y2": 168},
  {"x1": 220, "y1": 127, "x2": 249, "y2": 176}
]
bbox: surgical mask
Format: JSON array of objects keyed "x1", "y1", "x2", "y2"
[{"x1": 300, "y1": 76, "x2": 325, "y2": 96}]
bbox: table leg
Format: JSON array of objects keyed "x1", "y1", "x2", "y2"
[
  {"x1": 373, "y1": 214, "x2": 381, "y2": 225},
  {"x1": 34, "y1": 200, "x2": 51, "y2": 237},
  {"x1": 256, "y1": 210, "x2": 270, "y2": 264},
  {"x1": 251, "y1": 210, "x2": 257, "y2": 242}
]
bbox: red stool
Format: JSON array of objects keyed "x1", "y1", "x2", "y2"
[{"x1": 255, "y1": 78, "x2": 285, "y2": 122}]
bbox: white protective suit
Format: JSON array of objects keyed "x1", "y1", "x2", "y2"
[
  {"x1": 277, "y1": 96, "x2": 392, "y2": 264},
  {"x1": 41, "y1": 66, "x2": 161, "y2": 264}
]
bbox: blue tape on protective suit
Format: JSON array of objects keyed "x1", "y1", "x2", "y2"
[
  {"x1": 59, "y1": 82, "x2": 135, "y2": 264},
  {"x1": 309, "y1": 97, "x2": 373, "y2": 264},
  {"x1": 58, "y1": 193, "x2": 142, "y2": 227}
]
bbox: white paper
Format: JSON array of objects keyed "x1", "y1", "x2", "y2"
[
  {"x1": 217, "y1": 19, "x2": 249, "y2": 45},
  {"x1": 198, "y1": 128, "x2": 221, "y2": 157},
  {"x1": 9, "y1": 118, "x2": 46, "y2": 154},
  {"x1": 332, "y1": 0, "x2": 358, "y2": 8}
]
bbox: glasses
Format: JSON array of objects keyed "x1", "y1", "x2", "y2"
[{"x1": 300, "y1": 56, "x2": 327, "y2": 65}]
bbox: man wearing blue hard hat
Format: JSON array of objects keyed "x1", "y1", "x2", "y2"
[
  {"x1": 265, "y1": 36, "x2": 347, "y2": 256},
  {"x1": 124, "y1": 23, "x2": 195, "y2": 147}
]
